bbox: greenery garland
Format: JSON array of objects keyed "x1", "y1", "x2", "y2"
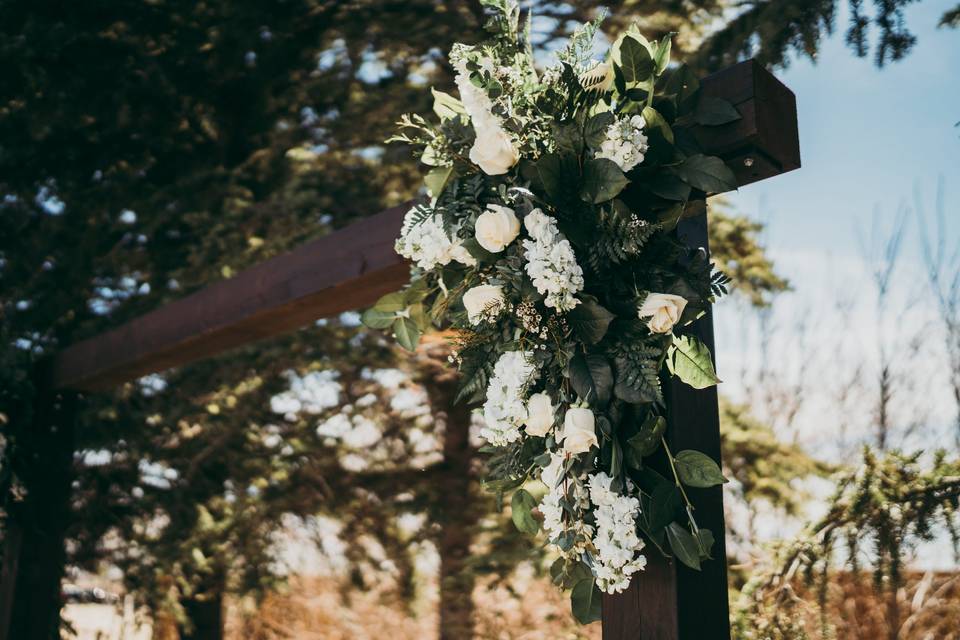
[{"x1": 363, "y1": 0, "x2": 740, "y2": 622}]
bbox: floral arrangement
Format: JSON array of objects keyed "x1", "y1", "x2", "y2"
[{"x1": 363, "y1": 0, "x2": 741, "y2": 623}]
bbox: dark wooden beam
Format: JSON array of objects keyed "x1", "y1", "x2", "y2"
[
  {"x1": 52, "y1": 59, "x2": 799, "y2": 392},
  {"x1": 602, "y1": 214, "x2": 729, "y2": 640},
  {"x1": 53, "y1": 204, "x2": 411, "y2": 391}
]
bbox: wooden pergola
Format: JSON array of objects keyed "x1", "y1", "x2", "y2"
[{"x1": 0, "y1": 59, "x2": 799, "y2": 640}]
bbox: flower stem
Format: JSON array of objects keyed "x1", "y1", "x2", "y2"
[{"x1": 661, "y1": 436, "x2": 693, "y2": 509}]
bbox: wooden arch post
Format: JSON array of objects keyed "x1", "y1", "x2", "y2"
[{"x1": 0, "y1": 60, "x2": 798, "y2": 640}]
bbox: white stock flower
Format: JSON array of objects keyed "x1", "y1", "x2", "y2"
[
  {"x1": 579, "y1": 60, "x2": 614, "y2": 92},
  {"x1": 470, "y1": 124, "x2": 520, "y2": 175},
  {"x1": 638, "y1": 292, "x2": 687, "y2": 334},
  {"x1": 462, "y1": 284, "x2": 505, "y2": 324},
  {"x1": 597, "y1": 115, "x2": 649, "y2": 172},
  {"x1": 587, "y1": 472, "x2": 647, "y2": 594},
  {"x1": 524, "y1": 392, "x2": 555, "y2": 437},
  {"x1": 475, "y1": 204, "x2": 520, "y2": 253},
  {"x1": 560, "y1": 407, "x2": 598, "y2": 455},
  {"x1": 395, "y1": 207, "x2": 473, "y2": 271},
  {"x1": 481, "y1": 351, "x2": 538, "y2": 446},
  {"x1": 522, "y1": 209, "x2": 584, "y2": 312}
]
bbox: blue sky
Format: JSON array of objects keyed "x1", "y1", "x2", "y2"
[{"x1": 726, "y1": 0, "x2": 959, "y2": 258}]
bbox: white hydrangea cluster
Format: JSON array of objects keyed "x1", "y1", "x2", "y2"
[
  {"x1": 539, "y1": 452, "x2": 593, "y2": 554},
  {"x1": 522, "y1": 209, "x2": 584, "y2": 312},
  {"x1": 481, "y1": 350, "x2": 537, "y2": 446},
  {"x1": 395, "y1": 207, "x2": 475, "y2": 271},
  {"x1": 596, "y1": 115, "x2": 649, "y2": 172},
  {"x1": 587, "y1": 472, "x2": 648, "y2": 594}
]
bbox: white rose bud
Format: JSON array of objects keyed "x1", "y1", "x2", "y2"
[
  {"x1": 579, "y1": 60, "x2": 614, "y2": 92},
  {"x1": 474, "y1": 204, "x2": 520, "y2": 253},
  {"x1": 638, "y1": 293, "x2": 688, "y2": 334},
  {"x1": 462, "y1": 284, "x2": 505, "y2": 325},
  {"x1": 469, "y1": 124, "x2": 520, "y2": 175},
  {"x1": 524, "y1": 392, "x2": 555, "y2": 437},
  {"x1": 560, "y1": 407, "x2": 598, "y2": 455}
]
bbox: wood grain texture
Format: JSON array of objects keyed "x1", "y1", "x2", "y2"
[{"x1": 52, "y1": 59, "x2": 799, "y2": 392}]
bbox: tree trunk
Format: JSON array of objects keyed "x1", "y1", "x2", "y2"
[
  {"x1": 179, "y1": 589, "x2": 224, "y2": 640},
  {"x1": 1, "y1": 363, "x2": 78, "y2": 640},
  {"x1": 418, "y1": 340, "x2": 479, "y2": 640}
]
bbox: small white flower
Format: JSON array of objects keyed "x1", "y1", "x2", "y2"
[
  {"x1": 524, "y1": 392, "x2": 555, "y2": 437},
  {"x1": 638, "y1": 293, "x2": 687, "y2": 334},
  {"x1": 475, "y1": 204, "x2": 521, "y2": 253},
  {"x1": 587, "y1": 472, "x2": 647, "y2": 593},
  {"x1": 395, "y1": 207, "x2": 474, "y2": 271},
  {"x1": 522, "y1": 209, "x2": 584, "y2": 312},
  {"x1": 462, "y1": 284, "x2": 506, "y2": 324},
  {"x1": 560, "y1": 407, "x2": 598, "y2": 454},
  {"x1": 481, "y1": 351, "x2": 538, "y2": 446},
  {"x1": 597, "y1": 115, "x2": 649, "y2": 172}
]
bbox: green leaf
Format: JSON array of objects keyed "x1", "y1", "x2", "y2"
[
  {"x1": 648, "y1": 173, "x2": 690, "y2": 201},
  {"x1": 461, "y1": 237, "x2": 497, "y2": 264},
  {"x1": 424, "y1": 165, "x2": 454, "y2": 198},
  {"x1": 568, "y1": 354, "x2": 613, "y2": 407},
  {"x1": 694, "y1": 96, "x2": 741, "y2": 126},
  {"x1": 373, "y1": 291, "x2": 406, "y2": 313},
  {"x1": 571, "y1": 579, "x2": 602, "y2": 624},
  {"x1": 535, "y1": 153, "x2": 581, "y2": 205},
  {"x1": 641, "y1": 106, "x2": 674, "y2": 144},
  {"x1": 673, "y1": 449, "x2": 728, "y2": 488},
  {"x1": 361, "y1": 308, "x2": 396, "y2": 329},
  {"x1": 696, "y1": 528, "x2": 715, "y2": 559},
  {"x1": 619, "y1": 36, "x2": 654, "y2": 83},
  {"x1": 626, "y1": 414, "x2": 666, "y2": 457},
  {"x1": 511, "y1": 489, "x2": 540, "y2": 535},
  {"x1": 567, "y1": 298, "x2": 615, "y2": 344},
  {"x1": 431, "y1": 88, "x2": 466, "y2": 120},
  {"x1": 658, "y1": 200, "x2": 706, "y2": 231},
  {"x1": 666, "y1": 522, "x2": 702, "y2": 570},
  {"x1": 653, "y1": 35, "x2": 672, "y2": 76},
  {"x1": 669, "y1": 334, "x2": 721, "y2": 389},
  {"x1": 553, "y1": 121, "x2": 585, "y2": 156},
  {"x1": 584, "y1": 112, "x2": 616, "y2": 149},
  {"x1": 644, "y1": 480, "x2": 682, "y2": 534},
  {"x1": 669, "y1": 154, "x2": 737, "y2": 194},
  {"x1": 393, "y1": 316, "x2": 421, "y2": 351},
  {"x1": 580, "y1": 158, "x2": 629, "y2": 203}
]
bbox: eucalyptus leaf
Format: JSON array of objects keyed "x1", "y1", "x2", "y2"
[
  {"x1": 666, "y1": 522, "x2": 702, "y2": 570},
  {"x1": 571, "y1": 579, "x2": 603, "y2": 624},
  {"x1": 669, "y1": 334, "x2": 721, "y2": 389},
  {"x1": 393, "y1": 316, "x2": 421, "y2": 352},
  {"x1": 373, "y1": 291, "x2": 407, "y2": 313},
  {"x1": 674, "y1": 449, "x2": 728, "y2": 488},
  {"x1": 511, "y1": 488, "x2": 540, "y2": 534},
  {"x1": 669, "y1": 154, "x2": 737, "y2": 194},
  {"x1": 361, "y1": 308, "x2": 397, "y2": 330},
  {"x1": 568, "y1": 354, "x2": 613, "y2": 407},
  {"x1": 580, "y1": 158, "x2": 629, "y2": 204},
  {"x1": 694, "y1": 96, "x2": 742, "y2": 126}
]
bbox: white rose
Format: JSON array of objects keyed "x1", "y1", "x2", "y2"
[
  {"x1": 474, "y1": 204, "x2": 520, "y2": 253},
  {"x1": 579, "y1": 61, "x2": 614, "y2": 92},
  {"x1": 638, "y1": 293, "x2": 688, "y2": 334},
  {"x1": 524, "y1": 392, "x2": 555, "y2": 437},
  {"x1": 469, "y1": 124, "x2": 520, "y2": 175},
  {"x1": 462, "y1": 284, "x2": 505, "y2": 324},
  {"x1": 560, "y1": 408, "x2": 598, "y2": 455}
]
